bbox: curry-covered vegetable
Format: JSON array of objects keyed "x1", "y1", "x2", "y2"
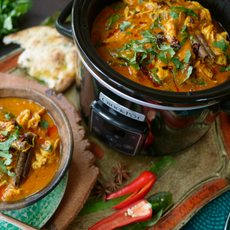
[
  {"x1": 0, "y1": 98, "x2": 60, "y2": 201},
  {"x1": 91, "y1": 0, "x2": 230, "y2": 92}
]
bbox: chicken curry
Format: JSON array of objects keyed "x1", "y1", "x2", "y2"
[
  {"x1": 0, "y1": 98, "x2": 60, "y2": 201},
  {"x1": 91, "y1": 0, "x2": 230, "y2": 92}
]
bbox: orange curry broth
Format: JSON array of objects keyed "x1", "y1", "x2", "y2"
[
  {"x1": 0, "y1": 98, "x2": 60, "y2": 201},
  {"x1": 91, "y1": 0, "x2": 230, "y2": 92}
]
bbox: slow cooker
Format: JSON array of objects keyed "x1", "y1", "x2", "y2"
[{"x1": 56, "y1": 0, "x2": 230, "y2": 156}]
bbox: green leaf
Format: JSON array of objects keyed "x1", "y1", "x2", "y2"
[
  {"x1": 120, "y1": 21, "x2": 131, "y2": 32},
  {"x1": 94, "y1": 39, "x2": 102, "y2": 48},
  {"x1": 150, "y1": 67, "x2": 161, "y2": 85},
  {"x1": 171, "y1": 57, "x2": 184, "y2": 69},
  {"x1": 106, "y1": 14, "x2": 123, "y2": 30},
  {"x1": 78, "y1": 194, "x2": 129, "y2": 216},
  {"x1": 157, "y1": 52, "x2": 168, "y2": 64},
  {"x1": 183, "y1": 50, "x2": 191, "y2": 64},
  {"x1": 1, "y1": 131, "x2": 8, "y2": 136},
  {"x1": 180, "y1": 66, "x2": 193, "y2": 85},
  {"x1": 40, "y1": 119, "x2": 49, "y2": 129},
  {"x1": 44, "y1": 144, "x2": 53, "y2": 152},
  {"x1": 148, "y1": 156, "x2": 175, "y2": 174},
  {"x1": 212, "y1": 39, "x2": 228, "y2": 51},
  {"x1": 147, "y1": 192, "x2": 173, "y2": 212},
  {"x1": 0, "y1": 159, "x2": 7, "y2": 174},
  {"x1": 191, "y1": 79, "x2": 205, "y2": 85},
  {"x1": 0, "y1": 0, "x2": 33, "y2": 39},
  {"x1": 220, "y1": 65, "x2": 230, "y2": 72},
  {"x1": 7, "y1": 170, "x2": 15, "y2": 177},
  {"x1": 169, "y1": 10, "x2": 179, "y2": 20},
  {"x1": 0, "y1": 151, "x2": 12, "y2": 165},
  {"x1": 171, "y1": 6, "x2": 198, "y2": 19},
  {"x1": 158, "y1": 44, "x2": 175, "y2": 58}
]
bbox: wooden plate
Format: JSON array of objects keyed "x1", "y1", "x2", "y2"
[{"x1": 0, "y1": 50, "x2": 100, "y2": 229}]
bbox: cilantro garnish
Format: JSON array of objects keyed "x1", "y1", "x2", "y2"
[
  {"x1": 170, "y1": 6, "x2": 199, "y2": 20},
  {"x1": 0, "y1": 0, "x2": 32, "y2": 39},
  {"x1": 111, "y1": 2, "x2": 126, "y2": 12},
  {"x1": 0, "y1": 127, "x2": 19, "y2": 177},
  {"x1": 191, "y1": 79, "x2": 205, "y2": 85},
  {"x1": 220, "y1": 65, "x2": 230, "y2": 72},
  {"x1": 171, "y1": 57, "x2": 184, "y2": 69},
  {"x1": 184, "y1": 50, "x2": 191, "y2": 64},
  {"x1": 158, "y1": 44, "x2": 175, "y2": 58},
  {"x1": 1, "y1": 131, "x2": 8, "y2": 136},
  {"x1": 94, "y1": 39, "x2": 102, "y2": 48},
  {"x1": 169, "y1": 10, "x2": 179, "y2": 20},
  {"x1": 119, "y1": 21, "x2": 133, "y2": 32},
  {"x1": 40, "y1": 119, "x2": 49, "y2": 129},
  {"x1": 212, "y1": 39, "x2": 228, "y2": 51},
  {"x1": 44, "y1": 144, "x2": 53, "y2": 152},
  {"x1": 106, "y1": 14, "x2": 123, "y2": 30},
  {"x1": 150, "y1": 67, "x2": 162, "y2": 85},
  {"x1": 150, "y1": 15, "x2": 163, "y2": 30},
  {"x1": 157, "y1": 52, "x2": 168, "y2": 64},
  {"x1": 179, "y1": 25, "x2": 189, "y2": 47},
  {"x1": 0, "y1": 111, "x2": 16, "y2": 120},
  {"x1": 180, "y1": 66, "x2": 193, "y2": 85}
]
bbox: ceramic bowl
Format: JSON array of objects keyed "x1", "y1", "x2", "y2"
[{"x1": 0, "y1": 87, "x2": 73, "y2": 211}]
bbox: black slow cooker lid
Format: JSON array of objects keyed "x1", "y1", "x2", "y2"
[{"x1": 72, "y1": 0, "x2": 230, "y2": 105}]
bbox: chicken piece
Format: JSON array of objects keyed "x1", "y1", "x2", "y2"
[
  {"x1": 184, "y1": 16, "x2": 196, "y2": 29},
  {"x1": 0, "y1": 120, "x2": 15, "y2": 132},
  {"x1": 124, "y1": 6, "x2": 135, "y2": 20},
  {"x1": 28, "y1": 108, "x2": 46, "y2": 129},
  {"x1": 104, "y1": 31, "x2": 127, "y2": 44},
  {"x1": 32, "y1": 152, "x2": 47, "y2": 169},
  {"x1": 2, "y1": 187, "x2": 21, "y2": 201},
  {"x1": 155, "y1": 60, "x2": 173, "y2": 81},
  {"x1": 16, "y1": 109, "x2": 30, "y2": 127},
  {"x1": 194, "y1": 61, "x2": 214, "y2": 79},
  {"x1": 164, "y1": 18, "x2": 177, "y2": 42},
  {"x1": 216, "y1": 54, "x2": 227, "y2": 66},
  {"x1": 32, "y1": 138, "x2": 60, "y2": 168}
]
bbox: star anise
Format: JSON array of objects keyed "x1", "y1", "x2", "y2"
[
  {"x1": 111, "y1": 162, "x2": 131, "y2": 184},
  {"x1": 95, "y1": 184, "x2": 108, "y2": 203},
  {"x1": 105, "y1": 179, "x2": 120, "y2": 192}
]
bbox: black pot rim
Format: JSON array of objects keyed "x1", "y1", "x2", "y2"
[{"x1": 72, "y1": 0, "x2": 230, "y2": 105}]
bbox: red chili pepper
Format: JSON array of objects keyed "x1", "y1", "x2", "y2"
[
  {"x1": 107, "y1": 171, "x2": 156, "y2": 209},
  {"x1": 46, "y1": 125, "x2": 58, "y2": 137},
  {"x1": 143, "y1": 131, "x2": 154, "y2": 148},
  {"x1": 88, "y1": 199, "x2": 152, "y2": 230}
]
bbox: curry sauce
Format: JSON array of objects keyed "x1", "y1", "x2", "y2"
[
  {"x1": 91, "y1": 0, "x2": 230, "y2": 92},
  {"x1": 0, "y1": 98, "x2": 59, "y2": 201}
]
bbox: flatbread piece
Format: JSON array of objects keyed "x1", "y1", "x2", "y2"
[{"x1": 3, "y1": 26, "x2": 76, "y2": 93}]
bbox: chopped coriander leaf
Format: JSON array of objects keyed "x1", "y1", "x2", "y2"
[
  {"x1": 0, "y1": 159, "x2": 7, "y2": 174},
  {"x1": 179, "y1": 25, "x2": 189, "y2": 47},
  {"x1": 38, "y1": 80, "x2": 48, "y2": 86},
  {"x1": 180, "y1": 66, "x2": 193, "y2": 85},
  {"x1": 94, "y1": 39, "x2": 102, "y2": 48},
  {"x1": 220, "y1": 65, "x2": 230, "y2": 72},
  {"x1": 183, "y1": 50, "x2": 191, "y2": 64},
  {"x1": 171, "y1": 57, "x2": 184, "y2": 69},
  {"x1": 157, "y1": 52, "x2": 168, "y2": 64},
  {"x1": 212, "y1": 39, "x2": 228, "y2": 51},
  {"x1": 142, "y1": 60, "x2": 153, "y2": 66},
  {"x1": 1, "y1": 131, "x2": 8, "y2": 136},
  {"x1": 171, "y1": 6, "x2": 198, "y2": 19},
  {"x1": 106, "y1": 14, "x2": 123, "y2": 30},
  {"x1": 7, "y1": 170, "x2": 15, "y2": 177},
  {"x1": 120, "y1": 21, "x2": 132, "y2": 32},
  {"x1": 158, "y1": 44, "x2": 175, "y2": 57},
  {"x1": 191, "y1": 79, "x2": 205, "y2": 85},
  {"x1": 0, "y1": 129, "x2": 19, "y2": 152},
  {"x1": 40, "y1": 119, "x2": 49, "y2": 129},
  {"x1": 0, "y1": 111, "x2": 16, "y2": 120},
  {"x1": 150, "y1": 15, "x2": 163, "y2": 30},
  {"x1": 150, "y1": 67, "x2": 162, "y2": 85},
  {"x1": 44, "y1": 144, "x2": 53, "y2": 152},
  {"x1": 111, "y1": 2, "x2": 126, "y2": 12},
  {"x1": 169, "y1": 10, "x2": 179, "y2": 20},
  {"x1": 0, "y1": 151, "x2": 13, "y2": 165}
]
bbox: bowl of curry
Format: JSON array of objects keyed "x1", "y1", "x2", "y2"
[{"x1": 0, "y1": 87, "x2": 73, "y2": 210}]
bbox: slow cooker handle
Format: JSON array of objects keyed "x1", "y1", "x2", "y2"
[{"x1": 56, "y1": 1, "x2": 73, "y2": 40}]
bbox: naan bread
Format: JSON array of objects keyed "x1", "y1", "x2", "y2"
[{"x1": 3, "y1": 26, "x2": 76, "y2": 93}]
